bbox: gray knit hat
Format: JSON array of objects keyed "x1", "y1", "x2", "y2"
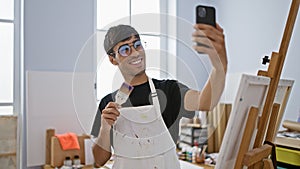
[{"x1": 104, "y1": 25, "x2": 140, "y2": 56}]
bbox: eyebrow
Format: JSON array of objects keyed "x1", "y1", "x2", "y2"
[{"x1": 115, "y1": 38, "x2": 140, "y2": 50}]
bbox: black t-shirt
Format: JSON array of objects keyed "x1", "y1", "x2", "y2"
[{"x1": 91, "y1": 79, "x2": 195, "y2": 143}]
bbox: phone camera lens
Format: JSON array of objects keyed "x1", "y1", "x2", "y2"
[{"x1": 198, "y1": 7, "x2": 206, "y2": 18}]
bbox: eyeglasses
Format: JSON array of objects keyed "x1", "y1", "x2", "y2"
[{"x1": 115, "y1": 40, "x2": 144, "y2": 57}]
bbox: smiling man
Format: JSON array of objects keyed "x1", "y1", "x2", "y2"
[{"x1": 91, "y1": 24, "x2": 227, "y2": 169}]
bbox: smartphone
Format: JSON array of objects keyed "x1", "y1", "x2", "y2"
[{"x1": 196, "y1": 5, "x2": 216, "y2": 27}]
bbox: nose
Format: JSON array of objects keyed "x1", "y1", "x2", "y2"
[{"x1": 129, "y1": 45, "x2": 140, "y2": 56}]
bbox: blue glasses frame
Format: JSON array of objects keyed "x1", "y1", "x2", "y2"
[{"x1": 117, "y1": 40, "x2": 144, "y2": 57}]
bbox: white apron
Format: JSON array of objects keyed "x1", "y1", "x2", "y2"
[{"x1": 112, "y1": 78, "x2": 181, "y2": 169}]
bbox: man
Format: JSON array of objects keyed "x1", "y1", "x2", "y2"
[{"x1": 92, "y1": 23, "x2": 227, "y2": 168}]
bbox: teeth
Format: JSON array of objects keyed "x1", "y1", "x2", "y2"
[{"x1": 130, "y1": 58, "x2": 142, "y2": 65}]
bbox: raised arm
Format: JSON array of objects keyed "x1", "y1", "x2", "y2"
[{"x1": 184, "y1": 23, "x2": 228, "y2": 111}]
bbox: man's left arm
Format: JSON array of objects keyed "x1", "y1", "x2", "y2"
[{"x1": 184, "y1": 23, "x2": 228, "y2": 111}]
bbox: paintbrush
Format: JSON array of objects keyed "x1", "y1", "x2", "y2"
[{"x1": 115, "y1": 82, "x2": 134, "y2": 105}]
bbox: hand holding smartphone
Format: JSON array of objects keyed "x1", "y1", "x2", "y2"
[{"x1": 194, "y1": 5, "x2": 227, "y2": 69}]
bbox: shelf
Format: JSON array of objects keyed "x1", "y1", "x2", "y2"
[{"x1": 179, "y1": 124, "x2": 208, "y2": 147}]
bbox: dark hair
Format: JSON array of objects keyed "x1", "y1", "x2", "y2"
[{"x1": 104, "y1": 25, "x2": 140, "y2": 56}]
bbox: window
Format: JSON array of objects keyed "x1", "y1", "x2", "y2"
[
  {"x1": 0, "y1": 0, "x2": 15, "y2": 115},
  {"x1": 96, "y1": 0, "x2": 174, "y2": 100},
  {"x1": 0, "y1": 0, "x2": 22, "y2": 116}
]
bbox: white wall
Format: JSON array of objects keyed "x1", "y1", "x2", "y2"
[
  {"x1": 24, "y1": 0, "x2": 95, "y2": 168},
  {"x1": 176, "y1": 0, "x2": 299, "y2": 124}
]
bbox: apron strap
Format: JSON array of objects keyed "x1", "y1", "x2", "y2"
[{"x1": 148, "y1": 78, "x2": 162, "y2": 117}]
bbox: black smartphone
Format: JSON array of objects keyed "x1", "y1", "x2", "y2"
[{"x1": 196, "y1": 5, "x2": 216, "y2": 27}]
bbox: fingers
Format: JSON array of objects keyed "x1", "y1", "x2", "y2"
[
  {"x1": 216, "y1": 23, "x2": 224, "y2": 33},
  {"x1": 193, "y1": 24, "x2": 224, "y2": 45},
  {"x1": 193, "y1": 23, "x2": 228, "y2": 70},
  {"x1": 193, "y1": 23, "x2": 225, "y2": 51},
  {"x1": 192, "y1": 36, "x2": 214, "y2": 49},
  {"x1": 194, "y1": 24, "x2": 223, "y2": 37},
  {"x1": 105, "y1": 102, "x2": 121, "y2": 109},
  {"x1": 192, "y1": 31, "x2": 224, "y2": 56},
  {"x1": 101, "y1": 102, "x2": 120, "y2": 126}
]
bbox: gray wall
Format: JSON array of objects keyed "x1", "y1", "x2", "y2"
[
  {"x1": 176, "y1": 0, "x2": 218, "y2": 90},
  {"x1": 217, "y1": 0, "x2": 300, "y2": 122},
  {"x1": 24, "y1": 0, "x2": 95, "y2": 168},
  {"x1": 25, "y1": 0, "x2": 95, "y2": 72}
]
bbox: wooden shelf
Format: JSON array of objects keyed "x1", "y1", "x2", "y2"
[{"x1": 275, "y1": 136, "x2": 300, "y2": 150}]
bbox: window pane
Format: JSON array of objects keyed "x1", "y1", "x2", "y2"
[
  {"x1": 131, "y1": 0, "x2": 159, "y2": 14},
  {"x1": 0, "y1": 0, "x2": 14, "y2": 20},
  {"x1": 131, "y1": 0, "x2": 160, "y2": 35},
  {"x1": 0, "y1": 22, "x2": 14, "y2": 103},
  {"x1": 141, "y1": 35, "x2": 161, "y2": 78},
  {"x1": 97, "y1": 0, "x2": 130, "y2": 29},
  {"x1": 0, "y1": 106, "x2": 13, "y2": 115},
  {"x1": 96, "y1": 57, "x2": 122, "y2": 100}
]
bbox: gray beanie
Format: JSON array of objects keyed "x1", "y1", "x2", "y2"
[{"x1": 104, "y1": 25, "x2": 140, "y2": 56}]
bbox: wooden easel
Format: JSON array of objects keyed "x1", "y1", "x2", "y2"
[{"x1": 234, "y1": 0, "x2": 300, "y2": 168}]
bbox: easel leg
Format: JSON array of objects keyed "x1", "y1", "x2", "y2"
[
  {"x1": 234, "y1": 107, "x2": 259, "y2": 169},
  {"x1": 263, "y1": 159, "x2": 274, "y2": 169},
  {"x1": 265, "y1": 103, "x2": 280, "y2": 142},
  {"x1": 253, "y1": 162, "x2": 263, "y2": 169}
]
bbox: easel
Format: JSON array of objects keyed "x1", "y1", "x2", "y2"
[{"x1": 234, "y1": 0, "x2": 300, "y2": 168}]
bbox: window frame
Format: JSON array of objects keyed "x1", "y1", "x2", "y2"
[
  {"x1": 0, "y1": 0, "x2": 23, "y2": 117},
  {"x1": 13, "y1": 0, "x2": 24, "y2": 118},
  {"x1": 0, "y1": 0, "x2": 23, "y2": 168},
  {"x1": 0, "y1": 19, "x2": 14, "y2": 114}
]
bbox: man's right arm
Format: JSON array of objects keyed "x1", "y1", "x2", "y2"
[
  {"x1": 92, "y1": 102, "x2": 120, "y2": 167},
  {"x1": 93, "y1": 127, "x2": 112, "y2": 167}
]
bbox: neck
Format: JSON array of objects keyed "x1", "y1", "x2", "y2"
[{"x1": 124, "y1": 73, "x2": 148, "y2": 86}]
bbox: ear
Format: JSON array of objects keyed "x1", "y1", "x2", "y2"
[{"x1": 109, "y1": 55, "x2": 119, "y2": 65}]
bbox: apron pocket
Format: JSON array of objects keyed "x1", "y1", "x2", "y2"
[{"x1": 112, "y1": 155, "x2": 165, "y2": 169}]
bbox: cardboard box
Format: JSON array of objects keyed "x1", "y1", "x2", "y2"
[
  {"x1": 50, "y1": 134, "x2": 90, "y2": 167},
  {"x1": 45, "y1": 129, "x2": 90, "y2": 167},
  {"x1": 0, "y1": 116, "x2": 17, "y2": 169}
]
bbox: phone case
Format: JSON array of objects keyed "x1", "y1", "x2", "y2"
[{"x1": 196, "y1": 5, "x2": 216, "y2": 27}]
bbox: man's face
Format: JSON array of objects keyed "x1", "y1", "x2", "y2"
[{"x1": 111, "y1": 36, "x2": 146, "y2": 77}]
